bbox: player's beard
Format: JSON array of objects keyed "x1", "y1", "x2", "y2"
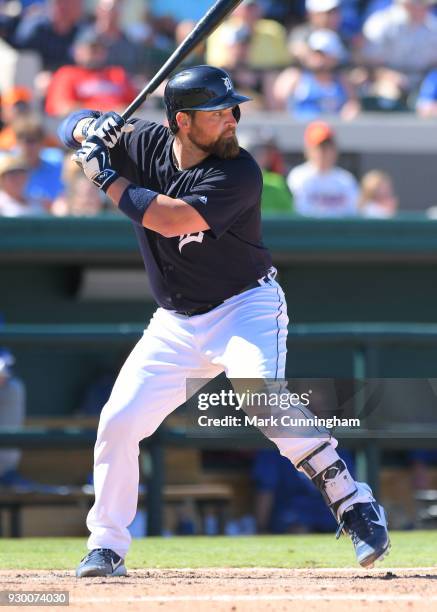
[{"x1": 188, "y1": 131, "x2": 240, "y2": 160}]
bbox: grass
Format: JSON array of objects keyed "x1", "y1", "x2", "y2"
[{"x1": 0, "y1": 531, "x2": 435, "y2": 570}]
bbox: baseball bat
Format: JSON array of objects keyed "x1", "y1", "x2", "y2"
[{"x1": 121, "y1": 0, "x2": 244, "y2": 121}]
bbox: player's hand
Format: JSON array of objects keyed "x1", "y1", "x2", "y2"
[
  {"x1": 83, "y1": 111, "x2": 134, "y2": 149},
  {"x1": 71, "y1": 135, "x2": 119, "y2": 192}
]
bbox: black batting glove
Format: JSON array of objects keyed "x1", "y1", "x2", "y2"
[{"x1": 71, "y1": 135, "x2": 119, "y2": 192}]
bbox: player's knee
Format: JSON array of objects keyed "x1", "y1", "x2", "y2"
[
  {"x1": 97, "y1": 400, "x2": 161, "y2": 444},
  {"x1": 97, "y1": 403, "x2": 137, "y2": 443}
]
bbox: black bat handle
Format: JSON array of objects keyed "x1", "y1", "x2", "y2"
[{"x1": 121, "y1": 0, "x2": 243, "y2": 121}]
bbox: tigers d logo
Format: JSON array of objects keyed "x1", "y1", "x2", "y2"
[
  {"x1": 179, "y1": 232, "x2": 205, "y2": 253},
  {"x1": 221, "y1": 76, "x2": 233, "y2": 92}
]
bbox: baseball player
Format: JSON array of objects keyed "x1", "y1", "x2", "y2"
[{"x1": 58, "y1": 65, "x2": 390, "y2": 577}]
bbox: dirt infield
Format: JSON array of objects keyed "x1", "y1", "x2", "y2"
[{"x1": 1, "y1": 567, "x2": 436, "y2": 611}]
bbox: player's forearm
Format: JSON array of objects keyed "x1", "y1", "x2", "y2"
[
  {"x1": 106, "y1": 179, "x2": 208, "y2": 236},
  {"x1": 106, "y1": 177, "x2": 131, "y2": 203},
  {"x1": 142, "y1": 194, "x2": 209, "y2": 236},
  {"x1": 106, "y1": 177, "x2": 174, "y2": 234}
]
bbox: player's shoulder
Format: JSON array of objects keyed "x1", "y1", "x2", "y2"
[
  {"x1": 119, "y1": 118, "x2": 171, "y2": 153},
  {"x1": 196, "y1": 148, "x2": 262, "y2": 200},
  {"x1": 214, "y1": 147, "x2": 262, "y2": 182},
  {"x1": 127, "y1": 118, "x2": 170, "y2": 141},
  {"x1": 236, "y1": 147, "x2": 262, "y2": 173}
]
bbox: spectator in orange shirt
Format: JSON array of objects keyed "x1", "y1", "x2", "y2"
[
  {"x1": 0, "y1": 87, "x2": 33, "y2": 151},
  {"x1": 45, "y1": 29, "x2": 138, "y2": 117}
]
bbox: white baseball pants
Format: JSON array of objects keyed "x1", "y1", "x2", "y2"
[{"x1": 86, "y1": 279, "x2": 371, "y2": 558}]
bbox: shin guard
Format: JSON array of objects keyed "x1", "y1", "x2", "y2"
[{"x1": 296, "y1": 442, "x2": 358, "y2": 520}]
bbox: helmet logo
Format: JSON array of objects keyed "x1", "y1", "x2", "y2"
[{"x1": 221, "y1": 77, "x2": 233, "y2": 92}]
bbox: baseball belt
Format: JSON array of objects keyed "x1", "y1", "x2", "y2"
[{"x1": 176, "y1": 267, "x2": 278, "y2": 317}]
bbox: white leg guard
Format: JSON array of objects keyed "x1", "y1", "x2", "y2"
[{"x1": 295, "y1": 442, "x2": 374, "y2": 522}]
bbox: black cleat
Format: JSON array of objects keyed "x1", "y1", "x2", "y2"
[
  {"x1": 337, "y1": 501, "x2": 391, "y2": 568},
  {"x1": 76, "y1": 548, "x2": 127, "y2": 578}
]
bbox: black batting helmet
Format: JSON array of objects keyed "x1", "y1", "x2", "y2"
[{"x1": 164, "y1": 65, "x2": 251, "y2": 133}]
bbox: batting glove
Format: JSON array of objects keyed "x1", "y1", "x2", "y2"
[
  {"x1": 71, "y1": 135, "x2": 119, "y2": 192},
  {"x1": 82, "y1": 111, "x2": 134, "y2": 149}
]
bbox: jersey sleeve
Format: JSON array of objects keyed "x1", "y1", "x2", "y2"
[{"x1": 180, "y1": 155, "x2": 263, "y2": 238}]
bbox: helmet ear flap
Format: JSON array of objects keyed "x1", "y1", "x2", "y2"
[{"x1": 232, "y1": 105, "x2": 241, "y2": 123}]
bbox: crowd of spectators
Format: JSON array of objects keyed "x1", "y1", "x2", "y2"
[{"x1": 0, "y1": 0, "x2": 434, "y2": 218}]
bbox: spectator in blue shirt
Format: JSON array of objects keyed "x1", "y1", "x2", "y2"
[
  {"x1": 416, "y1": 69, "x2": 437, "y2": 117},
  {"x1": 274, "y1": 29, "x2": 360, "y2": 120},
  {"x1": 13, "y1": 115, "x2": 64, "y2": 212}
]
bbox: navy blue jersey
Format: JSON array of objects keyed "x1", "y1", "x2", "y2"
[{"x1": 110, "y1": 119, "x2": 272, "y2": 311}]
